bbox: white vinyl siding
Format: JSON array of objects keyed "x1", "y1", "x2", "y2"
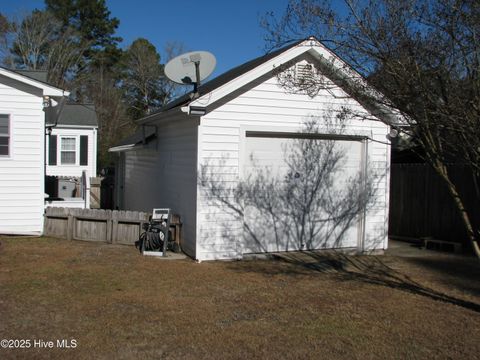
[
  {"x1": 114, "y1": 48, "x2": 392, "y2": 261},
  {"x1": 121, "y1": 116, "x2": 198, "y2": 258},
  {"x1": 196, "y1": 66, "x2": 390, "y2": 260},
  {"x1": 0, "y1": 114, "x2": 9, "y2": 156},
  {"x1": 46, "y1": 127, "x2": 97, "y2": 178},
  {"x1": 0, "y1": 81, "x2": 45, "y2": 235}
]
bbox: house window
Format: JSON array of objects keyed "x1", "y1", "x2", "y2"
[
  {"x1": 0, "y1": 114, "x2": 9, "y2": 156},
  {"x1": 60, "y1": 137, "x2": 76, "y2": 164}
]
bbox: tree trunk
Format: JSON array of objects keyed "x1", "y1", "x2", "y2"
[{"x1": 434, "y1": 163, "x2": 480, "y2": 258}]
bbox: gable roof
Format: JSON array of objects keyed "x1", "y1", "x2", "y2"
[
  {"x1": 8, "y1": 70, "x2": 96, "y2": 127},
  {"x1": 189, "y1": 37, "x2": 401, "y2": 123},
  {"x1": 160, "y1": 39, "x2": 305, "y2": 113},
  {"x1": 56, "y1": 104, "x2": 98, "y2": 127},
  {"x1": 15, "y1": 69, "x2": 48, "y2": 83},
  {"x1": 138, "y1": 36, "x2": 400, "y2": 126},
  {"x1": 112, "y1": 37, "x2": 402, "y2": 151},
  {"x1": 0, "y1": 66, "x2": 68, "y2": 97}
]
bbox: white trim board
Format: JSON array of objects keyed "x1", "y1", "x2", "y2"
[{"x1": 0, "y1": 68, "x2": 69, "y2": 97}]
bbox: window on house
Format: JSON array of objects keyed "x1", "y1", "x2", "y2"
[
  {"x1": 0, "y1": 114, "x2": 9, "y2": 156},
  {"x1": 61, "y1": 137, "x2": 76, "y2": 164}
]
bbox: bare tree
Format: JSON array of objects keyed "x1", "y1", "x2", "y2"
[
  {"x1": 89, "y1": 67, "x2": 133, "y2": 167},
  {"x1": 10, "y1": 11, "x2": 55, "y2": 70},
  {"x1": 161, "y1": 41, "x2": 190, "y2": 102},
  {"x1": 0, "y1": 13, "x2": 15, "y2": 68},
  {"x1": 121, "y1": 38, "x2": 166, "y2": 119},
  {"x1": 262, "y1": 0, "x2": 480, "y2": 257},
  {"x1": 200, "y1": 111, "x2": 380, "y2": 254},
  {"x1": 1, "y1": 10, "x2": 90, "y2": 88}
]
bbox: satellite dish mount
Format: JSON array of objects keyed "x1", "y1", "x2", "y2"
[{"x1": 193, "y1": 61, "x2": 201, "y2": 93}]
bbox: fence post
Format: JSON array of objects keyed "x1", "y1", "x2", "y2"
[
  {"x1": 66, "y1": 208, "x2": 74, "y2": 241},
  {"x1": 423, "y1": 165, "x2": 428, "y2": 237},
  {"x1": 111, "y1": 210, "x2": 118, "y2": 244},
  {"x1": 106, "y1": 209, "x2": 113, "y2": 243}
]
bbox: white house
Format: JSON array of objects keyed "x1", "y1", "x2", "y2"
[
  {"x1": 110, "y1": 37, "x2": 400, "y2": 261},
  {"x1": 43, "y1": 103, "x2": 98, "y2": 209},
  {"x1": 0, "y1": 67, "x2": 69, "y2": 235},
  {"x1": 46, "y1": 103, "x2": 98, "y2": 178}
]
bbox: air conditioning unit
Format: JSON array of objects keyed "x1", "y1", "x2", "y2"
[{"x1": 57, "y1": 178, "x2": 77, "y2": 198}]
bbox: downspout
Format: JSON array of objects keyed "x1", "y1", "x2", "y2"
[{"x1": 361, "y1": 138, "x2": 369, "y2": 252}]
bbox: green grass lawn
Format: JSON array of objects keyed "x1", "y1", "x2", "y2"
[{"x1": 0, "y1": 236, "x2": 479, "y2": 359}]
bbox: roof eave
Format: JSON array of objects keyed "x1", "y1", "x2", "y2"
[
  {"x1": 109, "y1": 144, "x2": 137, "y2": 153},
  {"x1": 47, "y1": 124, "x2": 99, "y2": 129},
  {"x1": 188, "y1": 39, "x2": 320, "y2": 109},
  {"x1": 0, "y1": 67, "x2": 69, "y2": 97},
  {"x1": 187, "y1": 37, "x2": 406, "y2": 127},
  {"x1": 135, "y1": 105, "x2": 184, "y2": 125}
]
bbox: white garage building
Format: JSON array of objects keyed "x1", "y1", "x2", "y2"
[{"x1": 110, "y1": 37, "x2": 397, "y2": 261}]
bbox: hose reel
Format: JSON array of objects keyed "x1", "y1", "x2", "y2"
[{"x1": 136, "y1": 208, "x2": 171, "y2": 257}]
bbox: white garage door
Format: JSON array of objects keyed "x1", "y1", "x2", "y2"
[{"x1": 242, "y1": 132, "x2": 365, "y2": 254}]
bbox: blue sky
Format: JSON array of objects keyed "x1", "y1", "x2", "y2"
[{"x1": 2, "y1": 0, "x2": 291, "y2": 78}]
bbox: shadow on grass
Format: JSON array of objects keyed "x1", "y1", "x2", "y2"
[
  {"x1": 400, "y1": 256, "x2": 480, "y2": 297},
  {"x1": 232, "y1": 251, "x2": 480, "y2": 313}
]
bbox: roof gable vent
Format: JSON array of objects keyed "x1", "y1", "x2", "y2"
[
  {"x1": 274, "y1": 60, "x2": 329, "y2": 98},
  {"x1": 296, "y1": 63, "x2": 315, "y2": 83}
]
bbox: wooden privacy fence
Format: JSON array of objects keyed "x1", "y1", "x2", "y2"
[
  {"x1": 83, "y1": 176, "x2": 115, "y2": 210},
  {"x1": 389, "y1": 163, "x2": 479, "y2": 246},
  {"x1": 44, "y1": 207, "x2": 149, "y2": 245},
  {"x1": 90, "y1": 177, "x2": 101, "y2": 209}
]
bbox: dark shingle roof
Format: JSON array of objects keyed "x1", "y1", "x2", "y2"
[
  {"x1": 57, "y1": 104, "x2": 98, "y2": 127},
  {"x1": 113, "y1": 127, "x2": 156, "y2": 148},
  {"x1": 0, "y1": 66, "x2": 67, "y2": 93},
  {"x1": 15, "y1": 69, "x2": 48, "y2": 83},
  {"x1": 112, "y1": 40, "x2": 305, "y2": 149},
  {"x1": 159, "y1": 39, "x2": 305, "y2": 113}
]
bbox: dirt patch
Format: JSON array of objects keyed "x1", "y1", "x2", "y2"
[{"x1": 0, "y1": 236, "x2": 479, "y2": 359}]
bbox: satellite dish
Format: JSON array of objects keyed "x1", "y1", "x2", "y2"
[{"x1": 164, "y1": 51, "x2": 216, "y2": 92}]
